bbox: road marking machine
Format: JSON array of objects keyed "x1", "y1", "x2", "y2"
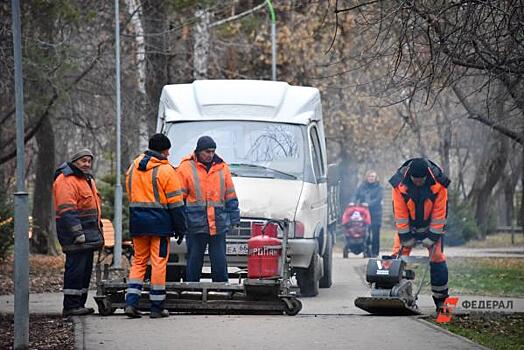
[{"x1": 94, "y1": 219, "x2": 302, "y2": 316}]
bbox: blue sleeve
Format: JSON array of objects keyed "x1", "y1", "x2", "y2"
[{"x1": 226, "y1": 198, "x2": 240, "y2": 225}]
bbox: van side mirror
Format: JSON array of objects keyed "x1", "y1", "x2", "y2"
[{"x1": 327, "y1": 163, "x2": 340, "y2": 186}]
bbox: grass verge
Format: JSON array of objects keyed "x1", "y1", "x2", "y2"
[
  {"x1": 465, "y1": 233, "x2": 524, "y2": 248},
  {"x1": 410, "y1": 257, "x2": 524, "y2": 297},
  {"x1": 429, "y1": 312, "x2": 524, "y2": 350}
]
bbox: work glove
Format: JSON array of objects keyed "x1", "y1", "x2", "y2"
[
  {"x1": 174, "y1": 230, "x2": 185, "y2": 245},
  {"x1": 74, "y1": 233, "x2": 86, "y2": 244},
  {"x1": 422, "y1": 232, "x2": 440, "y2": 248},
  {"x1": 399, "y1": 233, "x2": 416, "y2": 248},
  {"x1": 421, "y1": 237, "x2": 436, "y2": 248}
]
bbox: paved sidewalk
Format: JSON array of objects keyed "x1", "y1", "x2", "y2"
[
  {"x1": 1, "y1": 246, "x2": 522, "y2": 349},
  {"x1": 0, "y1": 292, "x2": 97, "y2": 315}
]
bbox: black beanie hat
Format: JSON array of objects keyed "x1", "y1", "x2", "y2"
[
  {"x1": 195, "y1": 136, "x2": 217, "y2": 152},
  {"x1": 409, "y1": 158, "x2": 429, "y2": 177},
  {"x1": 148, "y1": 133, "x2": 171, "y2": 152}
]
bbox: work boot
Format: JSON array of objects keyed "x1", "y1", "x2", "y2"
[
  {"x1": 62, "y1": 307, "x2": 92, "y2": 317},
  {"x1": 149, "y1": 309, "x2": 169, "y2": 319},
  {"x1": 433, "y1": 296, "x2": 449, "y2": 314},
  {"x1": 124, "y1": 305, "x2": 143, "y2": 318}
]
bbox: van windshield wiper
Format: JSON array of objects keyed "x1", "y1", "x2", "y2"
[{"x1": 230, "y1": 163, "x2": 297, "y2": 180}]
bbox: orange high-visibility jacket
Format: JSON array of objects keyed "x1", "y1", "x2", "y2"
[
  {"x1": 126, "y1": 151, "x2": 186, "y2": 237},
  {"x1": 53, "y1": 162, "x2": 104, "y2": 252},
  {"x1": 177, "y1": 153, "x2": 240, "y2": 236},
  {"x1": 391, "y1": 167, "x2": 448, "y2": 240}
]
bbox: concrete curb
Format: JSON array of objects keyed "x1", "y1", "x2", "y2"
[
  {"x1": 415, "y1": 317, "x2": 492, "y2": 350},
  {"x1": 72, "y1": 316, "x2": 85, "y2": 350}
]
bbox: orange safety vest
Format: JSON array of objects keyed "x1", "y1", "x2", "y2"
[
  {"x1": 54, "y1": 163, "x2": 103, "y2": 252},
  {"x1": 177, "y1": 153, "x2": 239, "y2": 236},
  {"x1": 126, "y1": 151, "x2": 185, "y2": 237},
  {"x1": 392, "y1": 167, "x2": 448, "y2": 238}
]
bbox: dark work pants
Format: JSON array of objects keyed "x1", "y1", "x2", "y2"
[
  {"x1": 63, "y1": 250, "x2": 94, "y2": 310},
  {"x1": 430, "y1": 261, "x2": 449, "y2": 308},
  {"x1": 186, "y1": 233, "x2": 228, "y2": 282},
  {"x1": 370, "y1": 223, "x2": 381, "y2": 256}
]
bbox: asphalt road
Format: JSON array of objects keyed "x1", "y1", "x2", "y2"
[{"x1": 76, "y1": 253, "x2": 486, "y2": 350}]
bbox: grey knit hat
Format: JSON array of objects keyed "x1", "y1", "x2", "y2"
[
  {"x1": 71, "y1": 148, "x2": 94, "y2": 162},
  {"x1": 195, "y1": 136, "x2": 217, "y2": 152}
]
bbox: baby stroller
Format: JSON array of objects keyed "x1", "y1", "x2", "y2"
[{"x1": 341, "y1": 203, "x2": 371, "y2": 258}]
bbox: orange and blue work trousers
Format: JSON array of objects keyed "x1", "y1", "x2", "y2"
[{"x1": 126, "y1": 236, "x2": 170, "y2": 312}]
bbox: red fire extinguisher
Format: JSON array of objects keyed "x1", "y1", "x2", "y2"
[{"x1": 247, "y1": 223, "x2": 282, "y2": 279}]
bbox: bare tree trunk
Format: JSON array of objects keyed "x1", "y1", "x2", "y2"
[
  {"x1": 501, "y1": 152, "x2": 522, "y2": 227},
  {"x1": 436, "y1": 112, "x2": 452, "y2": 175},
  {"x1": 31, "y1": 116, "x2": 58, "y2": 255},
  {"x1": 125, "y1": 0, "x2": 149, "y2": 149},
  {"x1": 469, "y1": 133, "x2": 509, "y2": 238},
  {"x1": 521, "y1": 143, "x2": 524, "y2": 231},
  {"x1": 143, "y1": 0, "x2": 168, "y2": 137},
  {"x1": 0, "y1": 128, "x2": 4, "y2": 197},
  {"x1": 193, "y1": 8, "x2": 211, "y2": 80},
  {"x1": 499, "y1": 172, "x2": 511, "y2": 228},
  {"x1": 398, "y1": 102, "x2": 427, "y2": 157}
]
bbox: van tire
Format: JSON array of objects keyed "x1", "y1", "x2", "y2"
[
  {"x1": 319, "y1": 233, "x2": 333, "y2": 288},
  {"x1": 297, "y1": 253, "x2": 320, "y2": 297}
]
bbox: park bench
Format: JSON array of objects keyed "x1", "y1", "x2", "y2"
[{"x1": 100, "y1": 218, "x2": 133, "y2": 266}]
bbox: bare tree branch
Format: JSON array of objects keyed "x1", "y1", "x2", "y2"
[
  {"x1": 0, "y1": 40, "x2": 107, "y2": 165},
  {"x1": 335, "y1": 0, "x2": 380, "y2": 14},
  {"x1": 210, "y1": 2, "x2": 266, "y2": 28},
  {"x1": 453, "y1": 85, "x2": 523, "y2": 145}
]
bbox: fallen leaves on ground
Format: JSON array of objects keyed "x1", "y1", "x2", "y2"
[
  {"x1": 0, "y1": 255, "x2": 65, "y2": 295},
  {"x1": 0, "y1": 314, "x2": 74, "y2": 350}
]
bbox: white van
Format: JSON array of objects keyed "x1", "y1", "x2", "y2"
[{"x1": 157, "y1": 80, "x2": 339, "y2": 296}]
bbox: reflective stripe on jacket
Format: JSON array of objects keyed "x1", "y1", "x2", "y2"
[
  {"x1": 126, "y1": 150, "x2": 185, "y2": 237},
  {"x1": 53, "y1": 163, "x2": 103, "y2": 252},
  {"x1": 177, "y1": 153, "x2": 240, "y2": 236},
  {"x1": 392, "y1": 168, "x2": 448, "y2": 238}
]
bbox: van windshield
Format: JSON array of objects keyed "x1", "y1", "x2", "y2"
[{"x1": 165, "y1": 121, "x2": 305, "y2": 180}]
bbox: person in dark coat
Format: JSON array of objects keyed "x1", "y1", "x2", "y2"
[{"x1": 354, "y1": 170, "x2": 383, "y2": 257}]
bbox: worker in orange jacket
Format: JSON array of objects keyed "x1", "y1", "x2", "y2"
[
  {"x1": 124, "y1": 134, "x2": 187, "y2": 318},
  {"x1": 54, "y1": 148, "x2": 104, "y2": 317},
  {"x1": 389, "y1": 158, "x2": 451, "y2": 311},
  {"x1": 177, "y1": 136, "x2": 240, "y2": 282}
]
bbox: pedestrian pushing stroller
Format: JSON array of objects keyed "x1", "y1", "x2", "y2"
[{"x1": 341, "y1": 203, "x2": 371, "y2": 258}]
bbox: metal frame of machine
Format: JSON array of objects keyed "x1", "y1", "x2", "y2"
[{"x1": 94, "y1": 219, "x2": 302, "y2": 316}]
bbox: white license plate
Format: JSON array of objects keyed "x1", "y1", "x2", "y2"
[
  {"x1": 204, "y1": 243, "x2": 248, "y2": 255},
  {"x1": 226, "y1": 243, "x2": 248, "y2": 255}
]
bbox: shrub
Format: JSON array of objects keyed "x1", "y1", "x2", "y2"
[
  {"x1": 446, "y1": 190, "x2": 480, "y2": 246},
  {"x1": 0, "y1": 196, "x2": 14, "y2": 261}
]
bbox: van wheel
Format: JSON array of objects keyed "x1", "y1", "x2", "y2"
[
  {"x1": 319, "y1": 233, "x2": 333, "y2": 288},
  {"x1": 297, "y1": 254, "x2": 320, "y2": 297}
]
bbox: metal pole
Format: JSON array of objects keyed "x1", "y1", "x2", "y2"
[
  {"x1": 265, "y1": 0, "x2": 276, "y2": 81},
  {"x1": 113, "y1": 0, "x2": 122, "y2": 268},
  {"x1": 11, "y1": 0, "x2": 29, "y2": 348},
  {"x1": 511, "y1": 195, "x2": 515, "y2": 245}
]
